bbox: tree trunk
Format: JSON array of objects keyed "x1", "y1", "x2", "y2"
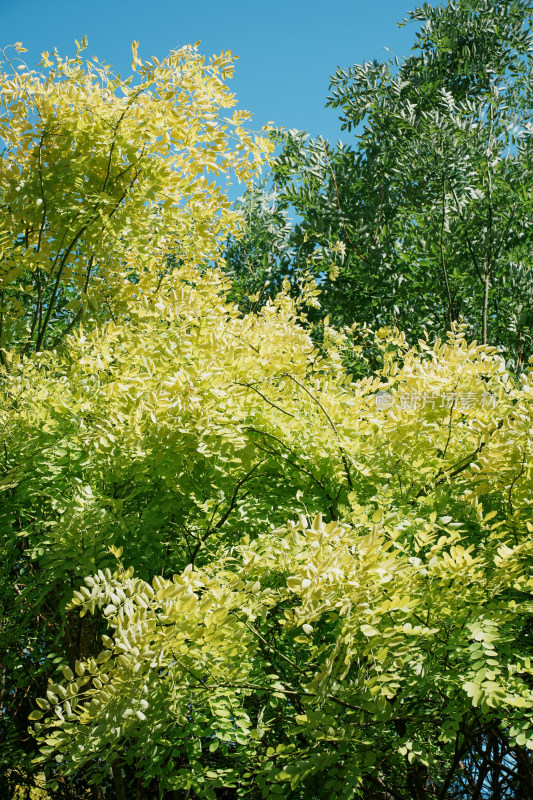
[{"x1": 111, "y1": 761, "x2": 127, "y2": 800}]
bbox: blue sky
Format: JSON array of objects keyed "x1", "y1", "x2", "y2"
[{"x1": 1, "y1": 0, "x2": 424, "y2": 145}]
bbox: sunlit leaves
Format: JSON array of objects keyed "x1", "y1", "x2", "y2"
[
  {"x1": 1, "y1": 17, "x2": 533, "y2": 798},
  {"x1": 3, "y1": 302, "x2": 531, "y2": 795},
  {"x1": 0, "y1": 40, "x2": 270, "y2": 356}
]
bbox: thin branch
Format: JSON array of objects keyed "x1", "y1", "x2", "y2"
[
  {"x1": 322, "y1": 143, "x2": 370, "y2": 265},
  {"x1": 372, "y1": 171, "x2": 385, "y2": 245},
  {"x1": 50, "y1": 254, "x2": 95, "y2": 349},
  {"x1": 35, "y1": 219, "x2": 94, "y2": 351},
  {"x1": 36, "y1": 132, "x2": 48, "y2": 254},
  {"x1": 235, "y1": 381, "x2": 296, "y2": 419},
  {"x1": 440, "y1": 175, "x2": 453, "y2": 326},
  {"x1": 189, "y1": 459, "x2": 268, "y2": 564},
  {"x1": 245, "y1": 425, "x2": 337, "y2": 506},
  {"x1": 415, "y1": 416, "x2": 505, "y2": 499},
  {"x1": 282, "y1": 372, "x2": 353, "y2": 487},
  {"x1": 450, "y1": 185, "x2": 484, "y2": 285}
]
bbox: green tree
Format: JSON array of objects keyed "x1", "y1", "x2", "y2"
[{"x1": 226, "y1": 0, "x2": 533, "y2": 369}]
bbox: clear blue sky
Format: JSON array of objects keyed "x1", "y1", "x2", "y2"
[{"x1": 1, "y1": 0, "x2": 425, "y2": 145}]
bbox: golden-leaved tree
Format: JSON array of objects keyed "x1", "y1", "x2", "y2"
[
  {"x1": 0, "y1": 38, "x2": 267, "y2": 358},
  {"x1": 1, "y1": 41, "x2": 533, "y2": 800}
]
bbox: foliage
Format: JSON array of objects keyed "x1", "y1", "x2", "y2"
[
  {"x1": 1, "y1": 16, "x2": 533, "y2": 800},
  {"x1": 225, "y1": 0, "x2": 533, "y2": 368},
  {"x1": 2, "y1": 271, "x2": 533, "y2": 797},
  {"x1": 0, "y1": 38, "x2": 270, "y2": 798},
  {"x1": 223, "y1": 182, "x2": 295, "y2": 313},
  {"x1": 0, "y1": 38, "x2": 269, "y2": 358}
]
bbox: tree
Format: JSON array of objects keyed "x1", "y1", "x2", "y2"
[
  {"x1": 223, "y1": 181, "x2": 295, "y2": 313},
  {"x1": 3, "y1": 290, "x2": 533, "y2": 798},
  {"x1": 1, "y1": 27, "x2": 533, "y2": 800},
  {"x1": 0, "y1": 38, "x2": 269, "y2": 798},
  {"x1": 226, "y1": 0, "x2": 533, "y2": 369},
  {"x1": 0, "y1": 38, "x2": 268, "y2": 360}
]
